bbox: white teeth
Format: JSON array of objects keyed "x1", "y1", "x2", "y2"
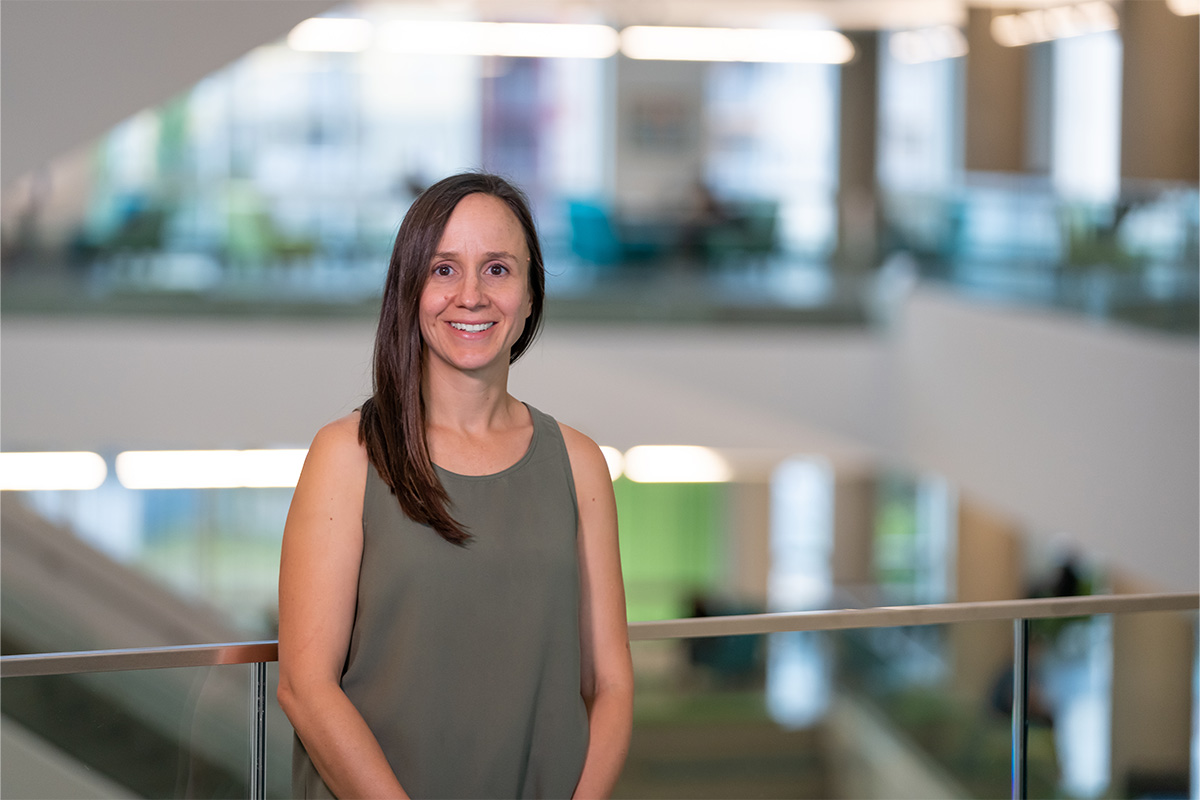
[{"x1": 450, "y1": 322, "x2": 495, "y2": 332}]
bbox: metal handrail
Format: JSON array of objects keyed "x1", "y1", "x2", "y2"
[
  {"x1": 1, "y1": 640, "x2": 279, "y2": 678},
  {"x1": 4, "y1": 591, "x2": 1194, "y2": 678},
  {"x1": 630, "y1": 591, "x2": 1198, "y2": 639}
]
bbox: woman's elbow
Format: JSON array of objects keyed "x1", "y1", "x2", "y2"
[
  {"x1": 584, "y1": 673, "x2": 634, "y2": 710},
  {"x1": 277, "y1": 668, "x2": 318, "y2": 725},
  {"x1": 278, "y1": 668, "x2": 343, "y2": 727},
  {"x1": 277, "y1": 674, "x2": 299, "y2": 720}
]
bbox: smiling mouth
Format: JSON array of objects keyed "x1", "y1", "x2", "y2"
[{"x1": 449, "y1": 321, "x2": 496, "y2": 332}]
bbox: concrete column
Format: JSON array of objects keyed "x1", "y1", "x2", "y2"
[
  {"x1": 951, "y1": 493, "x2": 1025, "y2": 700},
  {"x1": 831, "y1": 470, "x2": 876, "y2": 592},
  {"x1": 1120, "y1": 0, "x2": 1200, "y2": 182},
  {"x1": 964, "y1": 7, "x2": 1030, "y2": 172},
  {"x1": 723, "y1": 481, "x2": 771, "y2": 609},
  {"x1": 1109, "y1": 573, "x2": 1195, "y2": 795},
  {"x1": 835, "y1": 31, "x2": 880, "y2": 272}
]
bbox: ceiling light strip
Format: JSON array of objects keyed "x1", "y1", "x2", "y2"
[
  {"x1": 991, "y1": 1, "x2": 1118, "y2": 48},
  {"x1": 287, "y1": 18, "x2": 373, "y2": 52},
  {"x1": 288, "y1": 18, "x2": 853, "y2": 63},
  {"x1": 0, "y1": 452, "x2": 108, "y2": 491},
  {"x1": 380, "y1": 21, "x2": 619, "y2": 59},
  {"x1": 620, "y1": 26, "x2": 855, "y2": 64},
  {"x1": 623, "y1": 445, "x2": 732, "y2": 483},
  {"x1": 115, "y1": 450, "x2": 308, "y2": 490}
]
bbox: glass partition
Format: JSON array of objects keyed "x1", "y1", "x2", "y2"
[
  {"x1": 0, "y1": 664, "x2": 267, "y2": 799},
  {"x1": 617, "y1": 609, "x2": 1197, "y2": 799}
]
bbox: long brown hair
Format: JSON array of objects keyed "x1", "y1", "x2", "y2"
[{"x1": 358, "y1": 172, "x2": 545, "y2": 546}]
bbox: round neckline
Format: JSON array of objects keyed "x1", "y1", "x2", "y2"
[{"x1": 432, "y1": 402, "x2": 539, "y2": 482}]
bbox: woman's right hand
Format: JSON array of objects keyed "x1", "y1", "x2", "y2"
[{"x1": 277, "y1": 412, "x2": 409, "y2": 799}]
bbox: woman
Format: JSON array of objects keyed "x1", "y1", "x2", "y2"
[{"x1": 277, "y1": 173, "x2": 633, "y2": 799}]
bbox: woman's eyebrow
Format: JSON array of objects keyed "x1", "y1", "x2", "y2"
[{"x1": 430, "y1": 250, "x2": 519, "y2": 261}]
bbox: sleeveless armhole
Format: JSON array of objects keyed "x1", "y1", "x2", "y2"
[
  {"x1": 532, "y1": 402, "x2": 578, "y2": 534},
  {"x1": 552, "y1": 422, "x2": 580, "y2": 534}
]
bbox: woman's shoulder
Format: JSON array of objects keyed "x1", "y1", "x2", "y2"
[
  {"x1": 555, "y1": 420, "x2": 610, "y2": 484},
  {"x1": 555, "y1": 419, "x2": 597, "y2": 453},
  {"x1": 286, "y1": 412, "x2": 369, "y2": 542},
  {"x1": 306, "y1": 410, "x2": 368, "y2": 474}
]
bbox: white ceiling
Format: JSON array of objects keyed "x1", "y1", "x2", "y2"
[
  {"x1": 1, "y1": 0, "x2": 337, "y2": 187},
  {"x1": 437, "y1": 0, "x2": 1090, "y2": 27},
  {"x1": 461, "y1": 0, "x2": 965, "y2": 28}
]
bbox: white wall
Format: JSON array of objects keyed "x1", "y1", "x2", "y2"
[
  {"x1": 893, "y1": 288, "x2": 1199, "y2": 592},
  {"x1": 0, "y1": 318, "x2": 882, "y2": 464},
  {"x1": 3, "y1": 287, "x2": 1196, "y2": 590},
  {"x1": 0, "y1": 319, "x2": 375, "y2": 451}
]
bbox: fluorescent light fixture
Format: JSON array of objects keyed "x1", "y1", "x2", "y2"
[
  {"x1": 1167, "y1": 0, "x2": 1200, "y2": 15},
  {"x1": 116, "y1": 449, "x2": 308, "y2": 489},
  {"x1": 288, "y1": 17, "x2": 372, "y2": 52},
  {"x1": 623, "y1": 445, "x2": 732, "y2": 483},
  {"x1": 380, "y1": 21, "x2": 619, "y2": 59},
  {"x1": 990, "y1": 14, "x2": 1027, "y2": 48},
  {"x1": 598, "y1": 446, "x2": 624, "y2": 481},
  {"x1": 1076, "y1": 0, "x2": 1120, "y2": 30},
  {"x1": 1045, "y1": 5, "x2": 1083, "y2": 38},
  {"x1": 0, "y1": 452, "x2": 107, "y2": 491},
  {"x1": 620, "y1": 26, "x2": 855, "y2": 64},
  {"x1": 991, "y1": 1, "x2": 1117, "y2": 47},
  {"x1": 891, "y1": 25, "x2": 968, "y2": 64}
]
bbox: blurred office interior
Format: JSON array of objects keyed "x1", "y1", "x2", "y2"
[{"x1": 1, "y1": 1, "x2": 1197, "y2": 798}]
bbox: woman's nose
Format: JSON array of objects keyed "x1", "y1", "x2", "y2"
[{"x1": 457, "y1": 271, "x2": 484, "y2": 307}]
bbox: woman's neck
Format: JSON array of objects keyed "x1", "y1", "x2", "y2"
[{"x1": 421, "y1": 358, "x2": 517, "y2": 434}]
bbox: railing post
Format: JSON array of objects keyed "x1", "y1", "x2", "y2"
[
  {"x1": 250, "y1": 661, "x2": 267, "y2": 800},
  {"x1": 1011, "y1": 618, "x2": 1029, "y2": 800}
]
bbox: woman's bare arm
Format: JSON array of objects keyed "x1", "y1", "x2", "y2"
[
  {"x1": 277, "y1": 413, "x2": 409, "y2": 799},
  {"x1": 561, "y1": 424, "x2": 634, "y2": 800}
]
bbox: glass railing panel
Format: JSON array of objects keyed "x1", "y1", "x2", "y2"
[
  {"x1": 622, "y1": 606, "x2": 1197, "y2": 800},
  {"x1": 620, "y1": 628, "x2": 1022, "y2": 799},
  {"x1": 837, "y1": 619, "x2": 1045, "y2": 799},
  {"x1": 836, "y1": 610, "x2": 1198, "y2": 799},
  {"x1": 0, "y1": 663, "x2": 263, "y2": 799},
  {"x1": 618, "y1": 634, "x2": 832, "y2": 799}
]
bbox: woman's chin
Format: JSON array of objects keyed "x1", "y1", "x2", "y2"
[{"x1": 427, "y1": 350, "x2": 508, "y2": 377}]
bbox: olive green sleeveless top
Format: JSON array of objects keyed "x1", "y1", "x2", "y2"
[{"x1": 293, "y1": 404, "x2": 589, "y2": 799}]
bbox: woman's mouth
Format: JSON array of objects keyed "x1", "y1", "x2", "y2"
[{"x1": 449, "y1": 321, "x2": 495, "y2": 332}]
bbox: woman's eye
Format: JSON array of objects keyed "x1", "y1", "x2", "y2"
[
  {"x1": 433, "y1": 264, "x2": 453, "y2": 277},
  {"x1": 486, "y1": 264, "x2": 508, "y2": 276}
]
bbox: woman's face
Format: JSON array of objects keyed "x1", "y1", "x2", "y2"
[{"x1": 419, "y1": 193, "x2": 533, "y2": 377}]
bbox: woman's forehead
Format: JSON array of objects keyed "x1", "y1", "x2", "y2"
[{"x1": 434, "y1": 194, "x2": 529, "y2": 258}]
